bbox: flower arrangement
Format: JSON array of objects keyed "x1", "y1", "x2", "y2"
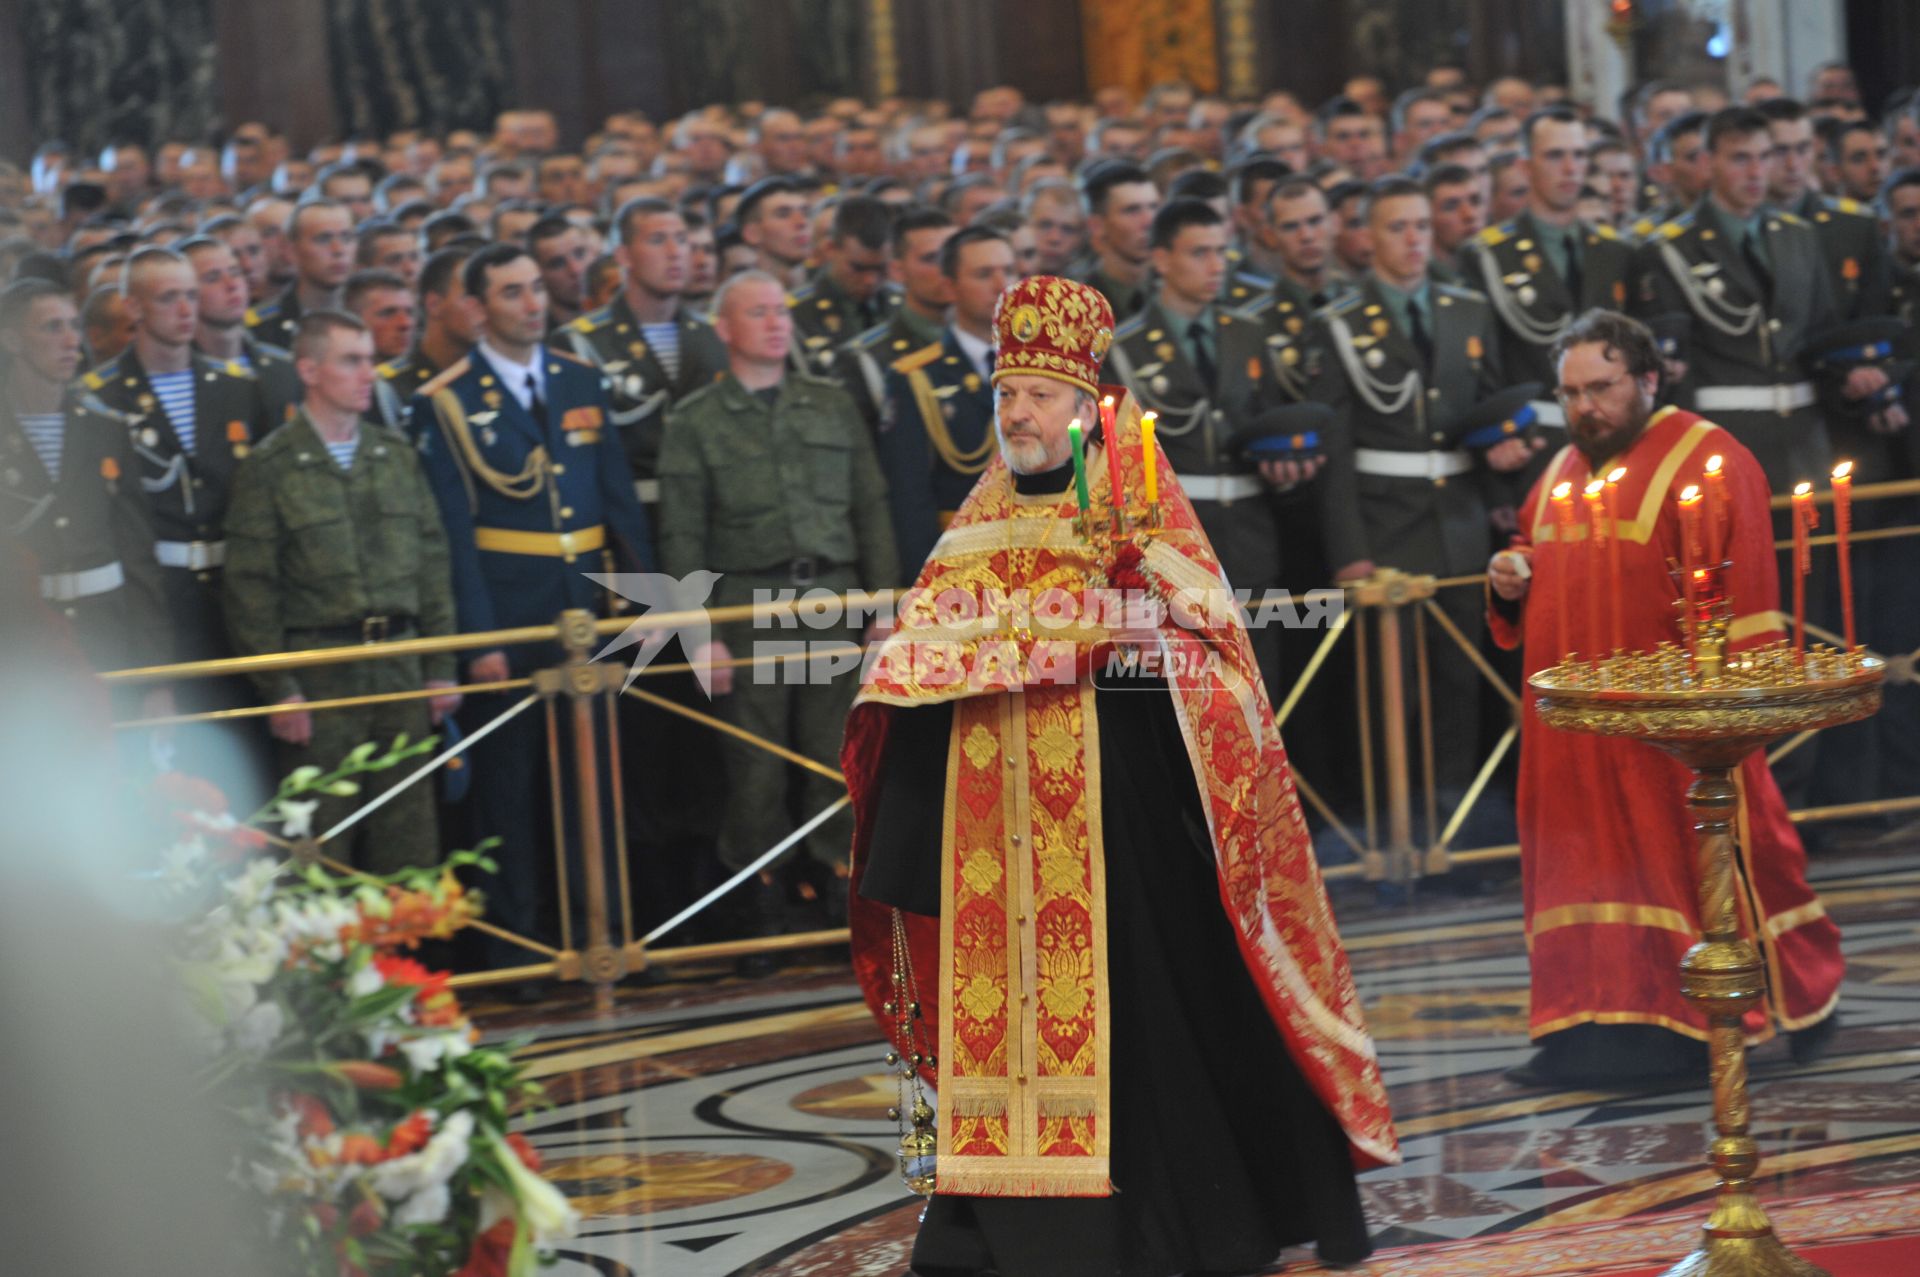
[{"x1": 163, "y1": 739, "x2": 578, "y2": 1276}]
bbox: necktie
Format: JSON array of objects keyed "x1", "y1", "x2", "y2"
[
  {"x1": 526, "y1": 373, "x2": 549, "y2": 430},
  {"x1": 1564, "y1": 232, "x2": 1584, "y2": 303},
  {"x1": 1742, "y1": 230, "x2": 1773, "y2": 302},
  {"x1": 1187, "y1": 319, "x2": 1217, "y2": 394},
  {"x1": 1407, "y1": 298, "x2": 1435, "y2": 371}
]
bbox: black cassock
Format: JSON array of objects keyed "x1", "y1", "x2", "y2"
[{"x1": 857, "y1": 462, "x2": 1371, "y2": 1277}]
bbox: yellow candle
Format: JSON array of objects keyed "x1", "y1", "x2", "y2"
[{"x1": 1140, "y1": 412, "x2": 1158, "y2": 504}]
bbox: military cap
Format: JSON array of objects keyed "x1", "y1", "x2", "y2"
[
  {"x1": 1230, "y1": 403, "x2": 1334, "y2": 467},
  {"x1": 1448, "y1": 382, "x2": 1547, "y2": 451}
]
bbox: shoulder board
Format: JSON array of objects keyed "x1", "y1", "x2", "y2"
[
  {"x1": 1325, "y1": 292, "x2": 1365, "y2": 314},
  {"x1": 1631, "y1": 217, "x2": 1656, "y2": 238},
  {"x1": 243, "y1": 303, "x2": 279, "y2": 324},
  {"x1": 1477, "y1": 223, "x2": 1513, "y2": 247},
  {"x1": 76, "y1": 393, "x2": 131, "y2": 423},
  {"x1": 222, "y1": 359, "x2": 255, "y2": 379},
  {"x1": 1776, "y1": 211, "x2": 1807, "y2": 227},
  {"x1": 1833, "y1": 197, "x2": 1864, "y2": 216},
  {"x1": 253, "y1": 339, "x2": 292, "y2": 360},
  {"x1": 1659, "y1": 220, "x2": 1687, "y2": 239},
  {"x1": 891, "y1": 341, "x2": 943, "y2": 374},
  {"x1": 795, "y1": 371, "x2": 848, "y2": 393},
  {"x1": 376, "y1": 359, "x2": 405, "y2": 380},
  {"x1": 1435, "y1": 282, "x2": 1486, "y2": 302},
  {"x1": 1111, "y1": 311, "x2": 1150, "y2": 339},
  {"x1": 251, "y1": 424, "x2": 300, "y2": 457},
  {"x1": 785, "y1": 292, "x2": 802, "y2": 308},
  {"x1": 852, "y1": 321, "x2": 892, "y2": 350},
  {"x1": 549, "y1": 347, "x2": 592, "y2": 368},
  {"x1": 1593, "y1": 223, "x2": 1619, "y2": 240},
  {"x1": 82, "y1": 368, "x2": 109, "y2": 391},
  {"x1": 418, "y1": 356, "x2": 471, "y2": 399},
  {"x1": 568, "y1": 309, "x2": 605, "y2": 334}
]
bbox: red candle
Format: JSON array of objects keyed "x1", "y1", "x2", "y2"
[
  {"x1": 1605, "y1": 466, "x2": 1626, "y2": 653},
  {"x1": 1583, "y1": 479, "x2": 1606, "y2": 661},
  {"x1": 1702, "y1": 453, "x2": 1728, "y2": 565},
  {"x1": 1678, "y1": 484, "x2": 1703, "y2": 652},
  {"x1": 1791, "y1": 481, "x2": 1815, "y2": 665},
  {"x1": 1832, "y1": 461, "x2": 1855, "y2": 651},
  {"x1": 1100, "y1": 394, "x2": 1123, "y2": 512},
  {"x1": 1551, "y1": 481, "x2": 1575, "y2": 661}
]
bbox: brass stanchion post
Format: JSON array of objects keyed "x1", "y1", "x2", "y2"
[
  {"x1": 559, "y1": 609, "x2": 622, "y2": 1016},
  {"x1": 1355, "y1": 570, "x2": 1431, "y2": 887}
]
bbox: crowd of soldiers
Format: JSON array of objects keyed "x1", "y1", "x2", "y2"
[{"x1": 4, "y1": 59, "x2": 1919, "y2": 966}]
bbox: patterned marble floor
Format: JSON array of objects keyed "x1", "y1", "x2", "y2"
[{"x1": 471, "y1": 831, "x2": 1920, "y2": 1277}]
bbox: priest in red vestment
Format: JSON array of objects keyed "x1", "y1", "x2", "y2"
[
  {"x1": 844, "y1": 275, "x2": 1397, "y2": 1277},
  {"x1": 1488, "y1": 310, "x2": 1845, "y2": 1085}
]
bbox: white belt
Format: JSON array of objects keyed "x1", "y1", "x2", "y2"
[
  {"x1": 1528, "y1": 399, "x2": 1567, "y2": 428},
  {"x1": 155, "y1": 539, "x2": 227, "y2": 570},
  {"x1": 1180, "y1": 473, "x2": 1266, "y2": 502},
  {"x1": 39, "y1": 561, "x2": 125, "y2": 602},
  {"x1": 633, "y1": 478, "x2": 660, "y2": 504},
  {"x1": 1355, "y1": 448, "x2": 1473, "y2": 480},
  {"x1": 1694, "y1": 382, "x2": 1816, "y2": 414}
]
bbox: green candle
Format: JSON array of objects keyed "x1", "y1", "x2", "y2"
[{"x1": 1068, "y1": 418, "x2": 1090, "y2": 512}]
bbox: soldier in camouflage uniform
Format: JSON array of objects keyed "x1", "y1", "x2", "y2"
[
  {"x1": 658, "y1": 270, "x2": 897, "y2": 933},
  {"x1": 223, "y1": 313, "x2": 459, "y2": 872}
]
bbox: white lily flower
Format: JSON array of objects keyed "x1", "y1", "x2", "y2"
[
  {"x1": 392, "y1": 1183, "x2": 451, "y2": 1227},
  {"x1": 368, "y1": 1110, "x2": 472, "y2": 1201},
  {"x1": 231, "y1": 1000, "x2": 286, "y2": 1055},
  {"x1": 491, "y1": 1129, "x2": 579, "y2": 1245},
  {"x1": 277, "y1": 799, "x2": 321, "y2": 839},
  {"x1": 346, "y1": 961, "x2": 384, "y2": 998}
]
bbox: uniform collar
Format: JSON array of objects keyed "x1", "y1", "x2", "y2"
[
  {"x1": 950, "y1": 324, "x2": 993, "y2": 378},
  {"x1": 476, "y1": 339, "x2": 547, "y2": 406}
]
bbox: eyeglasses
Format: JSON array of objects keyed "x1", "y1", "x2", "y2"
[{"x1": 1554, "y1": 372, "x2": 1629, "y2": 407}]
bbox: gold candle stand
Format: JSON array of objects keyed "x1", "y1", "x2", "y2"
[{"x1": 1529, "y1": 640, "x2": 1882, "y2": 1277}]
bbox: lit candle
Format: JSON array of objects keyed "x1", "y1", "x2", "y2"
[
  {"x1": 1100, "y1": 394, "x2": 1122, "y2": 511},
  {"x1": 1702, "y1": 453, "x2": 1728, "y2": 566},
  {"x1": 1679, "y1": 484, "x2": 1703, "y2": 652},
  {"x1": 1068, "y1": 418, "x2": 1090, "y2": 514},
  {"x1": 1605, "y1": 466, "x2": 1626, "y2": 653},
  {"x1": 1583, "y1": 478, "x2": 1606, "y2": 662},
  {"x1": 1551, "y1": 480, "x2": 1575, "y2": 661},
  {"x1": 1791, "y1": 481, "x2": 1815, "y2": 665},
  {"x1": 1140, "y1": 411, "x2": 1159, "y2": 505},
  {"x1": 1832, "y1": 461, "x2": 1855, "y2": 652}
]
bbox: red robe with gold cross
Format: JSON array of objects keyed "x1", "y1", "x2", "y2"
[
  {"x1": 845, "y1": 390, "x2": 1399, "y2": 1201},
  {"x1": 1489, "y1": 405, "x2": 1845, "y2": 1041}
]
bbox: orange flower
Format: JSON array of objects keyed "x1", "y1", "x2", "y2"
[
  {"x1": 373, "y1": 953, "x2": 468, "y2": 1028},
  {"x1": 506, "y1": 1131, "x2": 543, "y2": 1173},
  {"x1": 287, "y1": 1092, "x2": 334, "y2": 1140},
  {"x1": 333, "y1": 1060, "x2": 405, "y2": 1090},
  {"x1": 385, "y1": 1112, "x2": 431, "y2": 1158},
  {"x1": 336, "y1": 1133, "x2": 387, "y2": 1165},
  {"x1": 454, "y1": 1220, "x2": 516, "y2": 1277}
]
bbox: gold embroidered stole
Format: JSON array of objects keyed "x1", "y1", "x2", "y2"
[{"x1": 937, "y1": 681, "x2": 1112, "y2": 1196}]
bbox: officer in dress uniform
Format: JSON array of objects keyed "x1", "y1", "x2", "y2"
[
  {"x1": 373, "y1": 247, "x2": 479, "y2": 435},
  {"x1": 550, "y1": 199, "x2": 727, "y2": 510},
  {"x1": 1628, "y1": 109, "x2": 1882, "y2": 496},
  {"x1": 1457, "y1": 108, "x2": 1636, "y2": 491},
  {"x1": 839, "y1": 207, "x2": 954, "y2": 435},
  {"x1": 223, "y1": 312, "x2": 460, "y2": 873},
  {"x1": 1304, "y1": 177, "x2": 1520, "y2": 797},
  {"x1": 1, "y1": 278, "x2": 168, "y2": 676},
  {"x1": 412, "y1": 244, "x2": 657, "y2": 965},
  {"x1": 547, "y1": 198, "x2": 731, "y2": 937},
  {"x1": 1100, "y1": 200, "x2": 1331, "y2": 695},
  {"x1": 875, "y1": 226, "x2": 1010, "y2": 576},
  {"x1": 786, "y1": 196, "x2": 899, "y2": 378}
]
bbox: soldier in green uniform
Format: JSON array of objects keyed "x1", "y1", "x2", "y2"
[
  {"x1": 875, "y1": 226, "x2": 1010, "y2": 575},
  {"x1": 657, "y1": 270, "x2": 897, "y2": 936},
  {"x1": 840, "y1": 207, "x2": 954, "y2": 434},
  {"x1": 1458, "y1": 107, "x2": 1637, "y2": 490},
  {"x1": 786, "y1": 196, "x2": 897, "y2": 377},
  {"x1": 1305, "y1": 177, "x2": 1522, "y2": 795},
  {"x1": 223, "y1": 312, "x2": 460, "y2": 871},
  {"x1": 372, "y1": 246, "x2": 478, "y2": 434},
  {"x1": 1246, "y1": 179, "x2": 1355, "y2": 368},
  {"x1": 551, "y1": 198, "x2": 728, "y2": 509},
  {"x1": 1757, "y1": 99, "x2": 1894, "y2": 323},
  {"x1": 1102, "y1": 200, "x2": 1349, "y2": 694},
  {"x1": 1223, "y1": 156, "x2": 1293, "y2": 293},
  {"x1": 1629, "y1": 108, "x2": 1876, "y2": 495},
  {"x1": 245, "y1": 201, "x2": 355, "y2": 351},
  {"x1": 1, "y1": 279, "x2": 169, "y2": 677},
  {"x1": 1072, "y1": 161, "x2": 1160, "y2": 321},
  {"x1": 1632, "y1": 112, "x2": 1711, "y2": 236},
  {"x1": 181, "y1": 236, "x2": 301, "y2": 424}
]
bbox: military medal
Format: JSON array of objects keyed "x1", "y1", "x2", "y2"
[
  {"x1": 1613, "y1": 281, "x2": 1627, "y2": 304},
  {"x1": 1247, "y1": 356, "x2": 1262, "y2": 381},
  {"x1": 227, "y1": 420, "x2": 250, "y2": 459},
  {"x1": 1466, "y1": 335, "x2": 1483, "y2": 361}
]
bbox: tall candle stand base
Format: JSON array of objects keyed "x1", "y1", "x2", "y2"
[{"x1": 1530, "y1": 641, "x2": 1880, "y2": 1277}]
